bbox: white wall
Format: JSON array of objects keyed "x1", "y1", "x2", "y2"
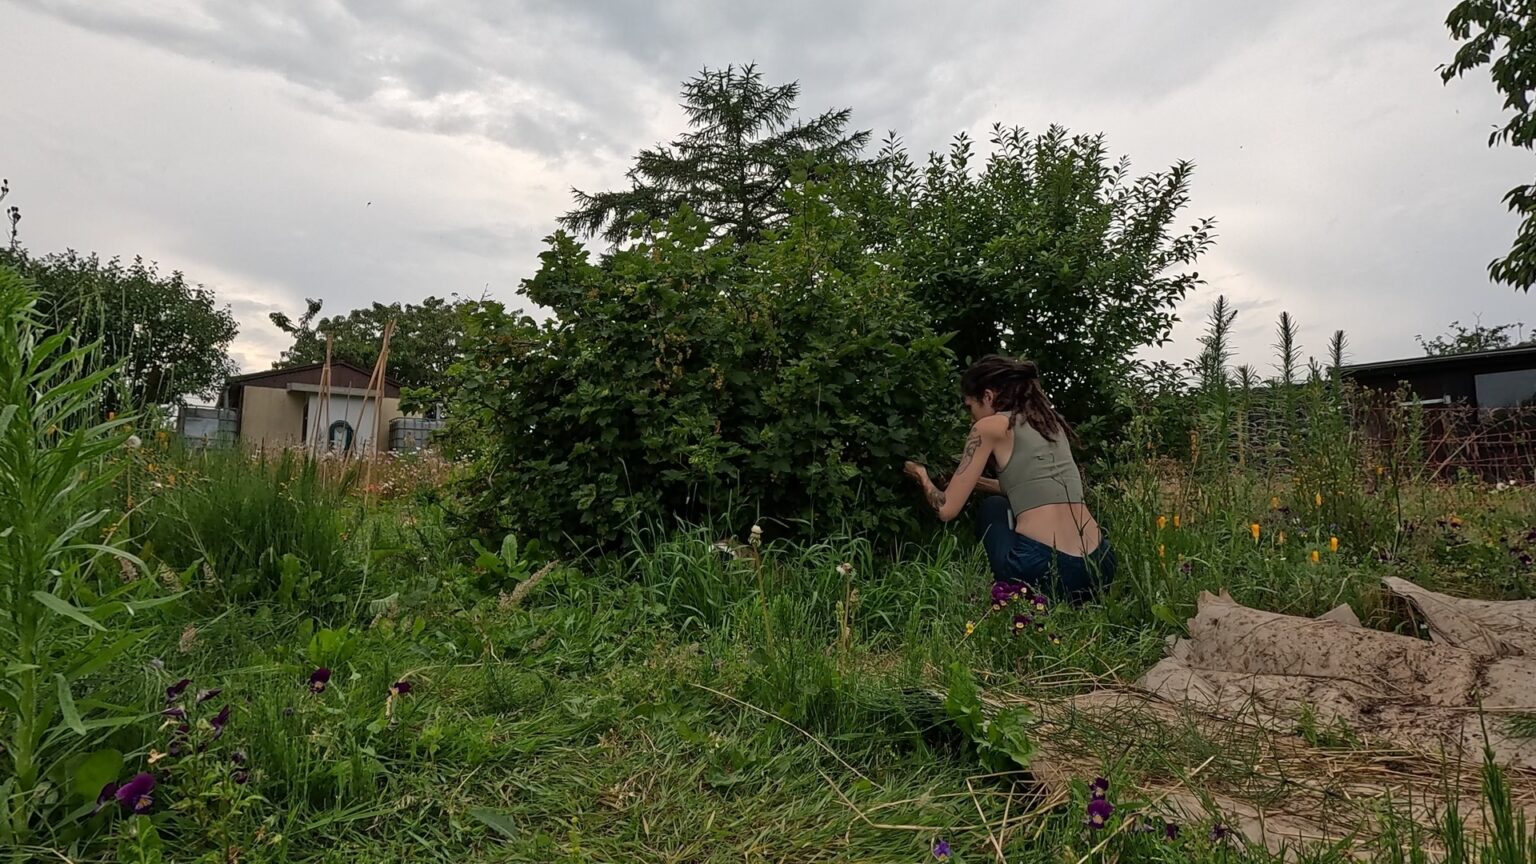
[{"x1": 305, "y1": 394, "x2": 384, "y2": 452}]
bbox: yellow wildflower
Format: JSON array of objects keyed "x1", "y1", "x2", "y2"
[
  {"x1": 1250, "y1": 523, "x2": 1261, "y2": 542},
  {"x1": 1270, "y1": 496, "x2": 1280, "y2": 511},
  {"x1": 1375, "y1": 465, "x2": 1385, "y2": 476},
  {"x1": 964, "y1": 621, "x2": 976, "y2": 637},
  {"x1": 1158, "y1": 544, "x2": 1166, "y2": 558},
  {"x1": 1330, "y1": 536, "x2": 1339, "y2": 553},
  {"x1": 1315, "y1": 492, "x2": 1323, "y2": 507},
  {"x1": 1157, "y1": 515, "x2": 1167, "y2": 531},
  {"x1": 1310, "y1": 550, "x2": 1320, "y2": 564},
  {"x1": 1173, "y1": 514, "x2": 1182, "y2": 529}
]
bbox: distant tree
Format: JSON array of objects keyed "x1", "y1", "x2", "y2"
[
  {"x1": 1443, "y1": 1, "x2": 1536, "y2": 290},
  {"x1": 0, "y1": 248, "x2": 238, "y2": 407},
  {"x1": 268, "y1": 297, "x2": 324, "y2": 350},
  {"x1": 560, "y1": 64, "x2": 870, "y2": 245},
  {"x1": 271, "y1": 296, "x2": 482, "y2": 415},
  {"x1": 857, "y1": 125, "x2": 1215, "y2": 437},
  {"x1": 1416, "y1": 318, "x2": 1527, "y2": 355}
]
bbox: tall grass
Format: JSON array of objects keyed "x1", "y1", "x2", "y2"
[{"x1": 132, "y1": 447, "x2": 363, "y2": 612}]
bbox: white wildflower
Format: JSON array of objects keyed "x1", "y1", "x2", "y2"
[
  {"x1": 124, "y1": 434, "x2": 142, "y2": 449},
  {"x1": 836, "y1": 562, "x2": 855, "y2": 577}
]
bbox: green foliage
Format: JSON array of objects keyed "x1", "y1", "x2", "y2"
[
  {"x1": 270, "y1": 295, "x2": 484, "y2": 415},
  {"x1": 861, "y1": 124, "x2": 1215, "y2": 434},
  {"x1": 942, "y1": 663, "x2": 1035, "y2": 773},
  {"x1": 1416, "y1": 318, "x2": 1529, "y2": 355},
  {"x1": 560, "y1": 64, "x2": 870, "y2": 246},
  {"x1": 1444, "y1": 1, "x2": 1536, "y2": 291},
  {"x1": 0, "y1": 248, "x2": 238, "y2": 406},
  {"x1": 0, "y1": 265, "x2": 177, "y2": 849},
  {"x1": 441, "y1": 188, "x2": 959, "y2": 551}
]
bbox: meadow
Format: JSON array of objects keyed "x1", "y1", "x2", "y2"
[{"x1": 10, "y1": 281, "x2": 1536, "y2": 864}]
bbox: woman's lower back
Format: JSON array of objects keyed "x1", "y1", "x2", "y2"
[{"x1": 1015, "y1": 502, "x2": 1102, "y2": 556}]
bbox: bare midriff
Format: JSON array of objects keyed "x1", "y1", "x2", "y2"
[{"x1": 1014, "y1": 503, "x2": 1102, "y2": 557}]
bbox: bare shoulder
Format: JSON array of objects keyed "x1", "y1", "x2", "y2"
[{"x1": 972, "y1": 414, "x2": 1011, "y2": 441}]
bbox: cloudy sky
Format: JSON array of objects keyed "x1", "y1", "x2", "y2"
[{"x1": 6, "y1": 0, "x2": 1533, "y2": 376}]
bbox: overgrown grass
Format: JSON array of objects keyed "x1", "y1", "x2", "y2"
[
  {"x1": 14, "y1": 311, "x2": 1536, "y2": 864},
  {"x1": 33, "y1": 433, "x2": 1536, "y2": 862}
]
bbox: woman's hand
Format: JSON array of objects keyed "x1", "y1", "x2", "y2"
[{"x1": 903, "y1": 461, "x2": 929, "y2": 484}]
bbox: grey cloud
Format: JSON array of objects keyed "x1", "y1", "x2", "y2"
[
  {"x1": 10, "y1": 0, "x2": 1536, "y2": 377},
  {"x1": 21, "y1": 0, "x2": 663, "y2": 157}
]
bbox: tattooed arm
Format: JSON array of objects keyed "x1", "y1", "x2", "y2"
[{"x1": 906, "y1": 415, "x2": 1004, "y2": 523}]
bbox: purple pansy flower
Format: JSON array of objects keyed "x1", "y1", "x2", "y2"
[
  {"x1": 1165, "y1": 821, "x2": 1181, "y2": 840},
  {"x1": 308, "y1": 668, "x2": 332, "y2": 693},
  {"x1": 168, "y1": 739, "x2": 185, "y2": 757},
  {"x1": 1209, "y1": 823, "x2": 1229, "y2": 842},
  {"x1": 209, "y1": 705, "x2": 231, "y2": 740},
  {"x1": 195, "y1": 688, "x2": 222, "y2": 704},
  {"x1": 1090, "y1": 776, "x2": 1109, "y2": 799},
  {"x1": 165, "y1": 678, "x2": 192, "y2": 702},
  {"x1": 932, "y1": 837, "x2": 951, "y2": 860},
  {"x1": 90, "y1": 781, "x2": 118, "y2": 816},
  {"x1": 282, "y1": 706, "x2": 295, "y2": 717},
  {"x1": 389, "y1": 680, "x2": 412, "y2": 696},
  {"x1": 1086, "y1": 797, "x2": 1114, "y2": 829},
  {"x1": 230, "y1": 750, "x2": 246, "y2": 766},
  {"x1": 162, "y1": 706, "x2": 186, "y2": 720},
  {"x1": 1012, "y1": 614, "x2": 1031, "y2": 633},
  {"x1": 1031, "y1": 593, "x2": 1048, "y2": 612},
  {"x1": 232, "y1": 770, "x2": 249, "y2": 785},
  {"x1": 115, "y1": 773, "x2": 156, "y2": 814},
  {"x1": 991, "y1": 581, "x2": 1024, "y2": 606}
]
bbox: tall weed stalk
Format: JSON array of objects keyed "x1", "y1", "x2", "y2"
[{"x1": 0, "y1": 269, "x2": 175, "y2": 854}]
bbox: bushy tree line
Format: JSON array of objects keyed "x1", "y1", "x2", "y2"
[{"x1": 439, "y1": 66, "x2": 1215, "y2": 550}]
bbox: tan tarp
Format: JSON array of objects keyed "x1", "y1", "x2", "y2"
[{"x1": 1010, "y1": 578, "x2": 1536, "y2": 857}]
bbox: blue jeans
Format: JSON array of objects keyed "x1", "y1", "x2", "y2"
[{"x1": 974, "y1": 496, "x2": 1115, "y2": 602}]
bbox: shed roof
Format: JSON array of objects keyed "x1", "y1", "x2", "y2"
[
  {"x1": 1341, "y1": 344, "x2": 1536, "y2": 378},
  {"x1": 227, "y1": 360, "x2": 402, "y2": 394}
]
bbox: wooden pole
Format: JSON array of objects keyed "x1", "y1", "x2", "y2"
[
  {"x1": 311, "y1": 335, "x2": 333, "y2": 452},
  {"x1": 361, "y1": 321, "x2": 394, "y2": 501}
]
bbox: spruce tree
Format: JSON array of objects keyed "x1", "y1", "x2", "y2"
[{"x1": 561, "y1": 64, "x2": 869, "y2": 245}]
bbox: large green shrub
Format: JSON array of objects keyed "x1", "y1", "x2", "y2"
[{"x1": 441, "y1": 182, "x2": 959, "y2": 551}]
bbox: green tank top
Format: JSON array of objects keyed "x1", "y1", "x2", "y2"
[{"x1": 996, "y1": 417, "x2": 1084, "y2": 513}]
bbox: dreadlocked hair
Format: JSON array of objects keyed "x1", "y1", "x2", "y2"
[{"x1": 960, "y1": 355, "x2": 1072, "y2": 442}]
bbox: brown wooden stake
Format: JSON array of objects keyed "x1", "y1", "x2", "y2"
[
  {"x1": 311, "y1": 335, "x2": 334, "y2": 451},
  {"x1": 361, "y1": 320, "x2": 395, "y2": 502}
]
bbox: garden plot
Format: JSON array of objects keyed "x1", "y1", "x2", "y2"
[{"x1": 993, "y1": 578, "x2": 1536, "y2": 856}]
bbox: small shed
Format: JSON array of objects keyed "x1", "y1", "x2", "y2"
[
  {"x1": 218, "y1": 361, "x2": 406, "y2": 452},
  {"x1": 1342, "y1": 345, "x2": 1536, "y2": 409}
]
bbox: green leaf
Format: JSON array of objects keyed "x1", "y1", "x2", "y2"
[
  {"x1": 66, "y1": 633, "x2": 143, "y2": 681},
  {"x1": 31, "y1": 591, "x2": 105, "y2": 631},
  {"x1": 56, "y1": 674, "x2": 86, "y2": 735},
  {"x1": 73, "y1": 749, "x2": 123, "y2": 802},
  {"x1": 1151, "y1": 603, "x2": 1185, "y2": 632},
  {"x1": 468, "y1": 807, "x2": 519, "y2": 840}
]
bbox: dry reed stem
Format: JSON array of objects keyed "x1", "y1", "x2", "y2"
[{"x1": 966, "y1": 777, "x2": 1006, "y2": 862}]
